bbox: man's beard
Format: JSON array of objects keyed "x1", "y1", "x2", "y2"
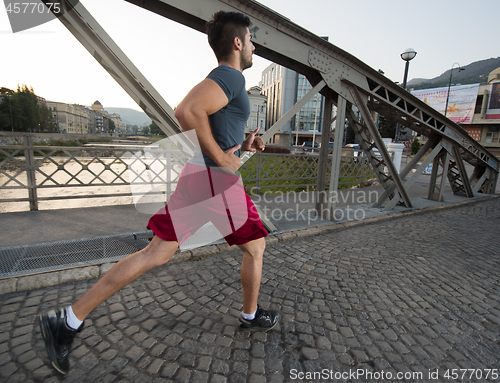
[
  {"x1": 240, "y1": 56, "x2": 253, "y2": 70},
  {"x1": 241, "y1": 56, "x2": 253, "y2": 71},
  {"x1": 240, "y1": 44, "x2": 253, "y2": 71}
]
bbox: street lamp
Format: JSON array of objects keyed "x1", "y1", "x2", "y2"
[
  {"x1": 444, "y1": 63, "x2": 465, "y2": 118},
  {"x1": 395, "y1": 48, "x2": 417, "y2": 142},
  {"x1": 400, "y1": 48, "x2": 417, "y2": 90}
]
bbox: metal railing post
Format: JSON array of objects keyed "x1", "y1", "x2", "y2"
[
  {"x1": 359, "y1": 151, "x2": 365, "y2": 188},
  {"x1": 23, "y1": 135, "x2": 38, "y2": 211},
  {"x1": 256, "y1": 153, "x2": 261, "y2": 194}
]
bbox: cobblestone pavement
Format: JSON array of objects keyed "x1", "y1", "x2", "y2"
[{"x1": 1, "y1": 199, "x2": 500, "y2": 382}]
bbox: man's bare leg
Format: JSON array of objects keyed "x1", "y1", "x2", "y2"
[
  {"x1": 237, "y1": 237, "x2": 278, "y2": 330},
  {"x1": 72, "y1": 235, "x2": 179, "y2": 321},
  {"x1": 238, "y1": 237, "x2": 265, "y2": 314}
]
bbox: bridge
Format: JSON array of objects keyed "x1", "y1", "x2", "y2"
[
  {"x1": 2, "y1": 2, "x2": 500, "y2": 380},
  {"x1": 40, "y1": 0, "x2": 498, "y2": 220}
]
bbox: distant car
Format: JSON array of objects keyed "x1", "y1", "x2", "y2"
[{"x1": 302, "y1": 141, "x2": 319, "y2": 151}]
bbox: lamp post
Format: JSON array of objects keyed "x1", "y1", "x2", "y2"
[
  {"x1": 444, "y1": 63, "x2": 465, "y2": 118},
  {"x1": 8, "y1": 94, "x2": 14, "y2": 132},
  {"x1": 395, "y1": 48, "x2": 417, "y2": 142}
]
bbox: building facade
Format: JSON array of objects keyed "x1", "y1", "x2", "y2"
[
  {"x1": 260, "y1": 62, "x2": 326, "y2": 146},
  {"x1": 246, "y1": 86, "x2": 267, "y2": 135},
  {"x1": 46, "y1": 102, "x2": 89, "y2": 134},
  {"x1": 92, "y1": 100, "x2": 105, "y2": 132},
  {"x1": 44, "y1": 99, "x2": 121, "y2": 134},
  {"x1": 465, "y1": 78, "x2": 500, "y2": 151},
  {"x1": 108, "y1": 113, "x2": 123, "y2": 133}
]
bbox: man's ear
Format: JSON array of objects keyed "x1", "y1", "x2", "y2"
[{"x1": 233, "y1": 36, "x2": 243, "y2": 52}]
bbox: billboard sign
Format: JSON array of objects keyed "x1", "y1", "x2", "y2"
[
  {"x1": 485, "y1": 81, "x2": 500, "y2": 120},
  {"x1": 411, "y1": 84, "x2": 480, "y2": 124}
]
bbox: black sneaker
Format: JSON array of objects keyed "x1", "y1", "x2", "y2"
[
  {"x1": 238, "y1": 305, "x2": 279, "y2": 331},
  {"x1": 39, "y1": 308, "x2": 83, "y2": 374}
]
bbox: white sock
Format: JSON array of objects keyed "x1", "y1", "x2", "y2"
[
  {"x1": 66, "y1": 306, "x2": 83, "y2": 330},
  {"x1": 241, "y1": 308, "x2": 258, "y2": 321}
]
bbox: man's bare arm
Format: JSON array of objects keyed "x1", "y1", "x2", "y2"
[{"x1": 175, "y1": 79, "x2": 241, "y2": 172}]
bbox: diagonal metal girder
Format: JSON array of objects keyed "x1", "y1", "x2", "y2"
[
  {"x1": 373, "y1": 135, "x2": 440, "y2": 208},
  {"x1": 241, "y1": 80, "x2": 325, "y2": 164},
  {"x1": 41, "y1": 0, "x2": 194, "y2": 156},
  {"x1": 344, "y1": 107, "x2": 394, "y2": 192},
  {"x1": 448, "y1": 145, "x2": 474, "y2": 198},
  {"x1": 428, "y1": 149, "x2": 451, "y2": 202},
  {"x1": 383, "y1": 141, "x2": 444, "y2": 211},
  {"x1": 347, "y1": 85, "x2": 412, "y2": 208}
]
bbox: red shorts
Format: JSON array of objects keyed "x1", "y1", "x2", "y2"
[{"x1": 147, "y1": 163, "x2": 268, "y2": 247}]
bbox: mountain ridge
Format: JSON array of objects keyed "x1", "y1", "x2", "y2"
[
  {"x1": 408, "y1": 57, "x2": 500, "y2": 90},
  {"x1": 105, "y1": 107, "x2": 151, "y2": 126}
]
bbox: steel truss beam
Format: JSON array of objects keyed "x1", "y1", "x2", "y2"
[
  {"x1": 316, "y1": 95, "x2": 334, "y2": 214},
  {"x1": 385, "y1": 140, "x2": 445, "y2": 210},
  {"x1": 373, "y1": 135, "x2": 440, "y2": 209},
  {"x1": 41, "y1": 0, "x2": 194, "y2": 156},
  {"x1": 345, "y1": 108, "x2": 394, "y2": 193},
  {"x1": 315, "y1": 95, "x2": 347, "y2": 220},
  {"x1": 428, "y1": 149, "x2": 451, "y2": 202},
  {"x1": 347, "y1": 85, "x2": 412, "y2": 208}
]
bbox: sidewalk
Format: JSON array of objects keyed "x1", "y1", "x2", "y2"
[
  {"x1": 1, "y1": 196, "x2": 500, "y2": 382},
  {"x1": 0, "y1": 168, "x2": 465, "y2": 248}
]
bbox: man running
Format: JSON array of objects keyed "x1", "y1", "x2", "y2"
[{"x1": 39, "y1": 10, "x2": 278, "y2": 375}]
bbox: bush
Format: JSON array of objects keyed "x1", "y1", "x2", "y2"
[
  {"x1": 411, "y1": 137, "x2": 421, "y2": 155},
  {"x1": 262, "y1": 146, "x2": 290, "y2": 154}
]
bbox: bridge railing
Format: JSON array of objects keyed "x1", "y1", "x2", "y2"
[{"x1": 0, "y1": 133, "x2": 378, "y2": 211}]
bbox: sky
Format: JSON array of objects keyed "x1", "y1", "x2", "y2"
[{"x1": 1, "y1": 0, "x2": 499, "y2": 113}]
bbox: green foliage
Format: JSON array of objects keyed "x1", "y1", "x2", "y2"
[
  {"x1": 411, "y1": 137, "x2": 421, "y2": 155},
  {"x1": 108, "y1": 118, "x2": 116, "y2": 133},
  {"x1": 378, "y1": 114, "x2": 397, "y2": 140},
  {"x1": 149, "y1": 121, "x2": 165, "y2": 136},
  {"x1": 262, "y1": 146, "x2": 290, "y2": 154},
  {"x1": 240, "y1": 154, "x2": 376, "y2": 194},
  {"x1": 0, "y1": 85, "x2": 56, "y2": 132}
]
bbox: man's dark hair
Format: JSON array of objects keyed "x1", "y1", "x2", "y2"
[{"x1": 206, "y1": 11, "x2": 251, "y2": 62}]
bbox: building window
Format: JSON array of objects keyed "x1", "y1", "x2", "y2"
[
  {"x1": 485, "y1": 132, "x2": 499, "y2": 143},
  {"x1": 485, "y1": 126, "x2": 500, "y2": 143}
]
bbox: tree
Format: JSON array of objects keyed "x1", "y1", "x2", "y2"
[
  {"x1": 39, "y1": 104, "x2": 57, "y2": 132},
  {"x1": 108, "y1": 118, "x2": 116, "y2": 133},
  {"x1": 141, "y1": 125, "x2": 150, "y2": 135},
  {"x1": 411, "y1": 137, "x2": 421, "y2": 156},
  {"x1": 149, "y1": 121, "x2": 165, "y2": 136},
  {"x1": 0, "y1": 85, "x2": 55, "y2": 132},
  {"x1": 378, "y1": 113, "x2": 397, "y2": 140},
  {"x1": 0, "y1": 88, "x2": 14, "y2": 131}
]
